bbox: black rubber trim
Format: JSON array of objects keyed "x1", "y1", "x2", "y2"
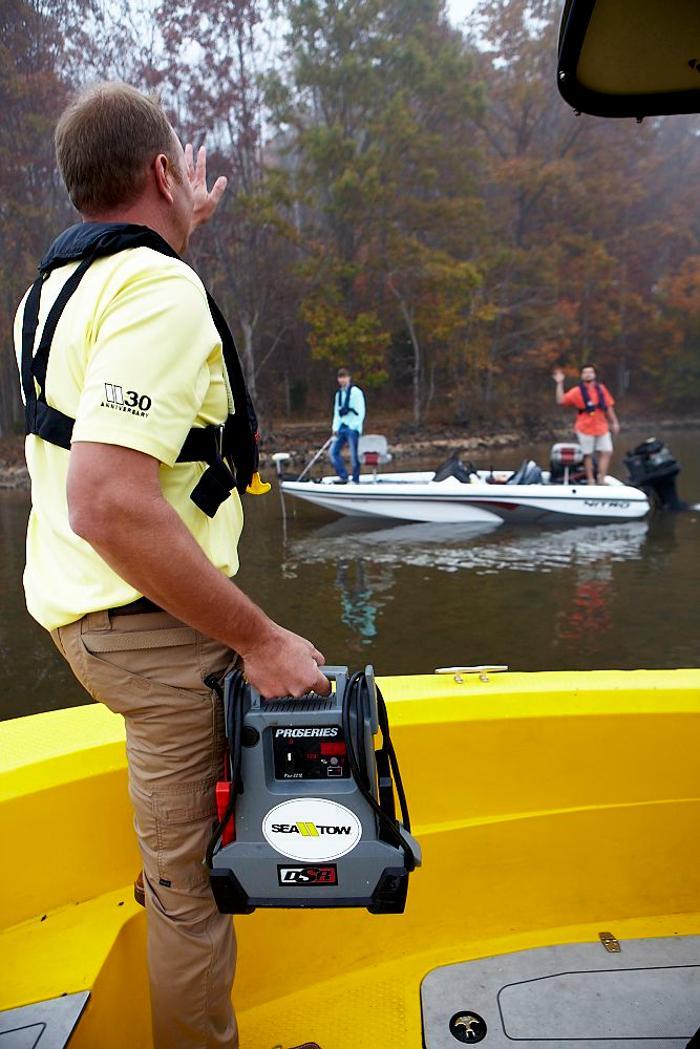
[
  {"x1": 209, "y1": 866, "x2": 409, "y2": 914},
  {"x1": 557, "y1": 0, "x2": 700, "y2": 119}
]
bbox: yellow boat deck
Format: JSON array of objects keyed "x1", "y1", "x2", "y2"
[{"x1": 2, "y1": 670, "x2": 699, "y2": 1047}]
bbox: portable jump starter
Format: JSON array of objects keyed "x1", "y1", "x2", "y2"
[{"x1": 206, "y1": 666, "x2": 421, "y2": 914}]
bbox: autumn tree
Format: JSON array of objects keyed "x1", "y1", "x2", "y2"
[
  {"x1": 271, "y1": 0, "x2": 398, "y2": 388},
  {"x1": 369, "y1": 2, "x2": 483, "y2": 424},
  {"x1": 0, "y1": 0, "x2": 75, "y2": 435},
  {"x1": 274, "y1": 0, "x2": 484, "y2": 421},
  {"x1": 2, "y1": 0, "x2": 698, "y2": 433},
  {"x1": 646, "y1": 255, "x2": 700, "y2": 406},
  {"x1": 463, "y1": 0, "x2": 700, "y2": 419}
]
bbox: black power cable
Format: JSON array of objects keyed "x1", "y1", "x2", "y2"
[
  {"x1": 206, "y1": 669, "x2": 246, "y2": 869},
  {"x1": 342, "y1": 671, "x2": 416, "y2": 871},
  {"x1": 375, "y1": 682, "x2": 411, "y2": 834}
]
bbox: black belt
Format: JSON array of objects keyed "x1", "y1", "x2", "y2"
[{"x1": 109, "y1": 596, "x2": 163, "y2": 616}]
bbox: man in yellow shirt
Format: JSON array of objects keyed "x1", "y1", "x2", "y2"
[{"x1": 15, "y1": 82, "x2": 329, "y2": 1049}]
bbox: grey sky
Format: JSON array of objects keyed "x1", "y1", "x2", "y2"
[{"x1": 446, "y1": 0, "x2": 479, "y2": 26}]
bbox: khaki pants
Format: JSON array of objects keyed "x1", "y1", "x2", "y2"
[{"x1": 52, "y1": 608, "x2": 238, "y2": 1049}]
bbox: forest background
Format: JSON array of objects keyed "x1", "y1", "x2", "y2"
[{"x1": 2, "y1": 0, "x2": 699, "y2": 443}]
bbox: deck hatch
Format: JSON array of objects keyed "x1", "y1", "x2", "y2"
[
  {"x1": 421, "y1": 935, "x2": 700, "y2": 1047},
  {"x1": 0, "y1": 992, "x2": 89, "y2": 1048}
]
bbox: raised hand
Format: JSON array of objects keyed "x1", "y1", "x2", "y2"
[
  {"x1": 552, "y1": 367, "x2": 565, "y2": 383},
  {"x1": 185, "y1": 143, "x2": 228, "y2": 231}
]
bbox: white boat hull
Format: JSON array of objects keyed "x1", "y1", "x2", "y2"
[{"x1": 280, "y1": 470, "x2": 650, "y2": 524}]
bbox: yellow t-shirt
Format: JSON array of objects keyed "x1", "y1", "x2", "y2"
[{"x1": 14, "y1": 243, "x2": 243, "y2": 631}]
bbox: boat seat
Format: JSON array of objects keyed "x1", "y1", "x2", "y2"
[
  {"x1": 550, "y1": 442, "x2": 585, "y2": 484},
  {"x1": 358, "y1": 434, "x2": 392, "y2": 467},
  {"x1": 507, "y1": 459, "x2": 543, "y2": 485}
]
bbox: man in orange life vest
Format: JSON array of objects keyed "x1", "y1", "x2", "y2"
[{"x1": 553, "y1": 364, "x2": 620, "y2": 484}]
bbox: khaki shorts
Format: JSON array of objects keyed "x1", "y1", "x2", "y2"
[{"x1": 577, "y1": 430, "x2": 613, "y2": 455}]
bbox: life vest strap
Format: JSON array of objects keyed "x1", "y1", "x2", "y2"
[
  {"x1": 29, "y1": 400, "x2": 74, "y2": 450},
  {"x1": 577, "y1": 380, "x2": 607, "y2": 414},
  {"x1": 32, "y1": 256, "x2": 95, "y2": 394},
  {"x1": 190, "y1": 459, "x2": 237, "y2": 518},
  {"x1": 337, "y1": 383, "x2": 358, "y2": 417}
]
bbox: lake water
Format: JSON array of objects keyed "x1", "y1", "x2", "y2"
[{"x1": 1, "y1": 429, "x2": 698, "y2": 721}]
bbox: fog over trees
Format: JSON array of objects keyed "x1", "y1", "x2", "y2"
[{"x1": 2, "y1": 0, "x2": 699, "y2": 435}]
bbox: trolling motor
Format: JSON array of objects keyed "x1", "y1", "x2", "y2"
[
  {"x1": 207, "y1": 666, "x2": 421, "y2": 915},
  {"x1": 624, "y1": 438, "x2": 686, "y2": 511}
]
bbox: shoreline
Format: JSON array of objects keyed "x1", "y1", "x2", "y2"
[
  {"x1": 269, "y1": 415, "x2": 700, "y2": 469},
  {"x1": 1, "y1": 415, "x2": 698, "y2": 491}
]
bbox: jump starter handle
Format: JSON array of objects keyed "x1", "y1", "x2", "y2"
[
  {"x1": 317, "y1": 665, "x2": 349, "y2": 679},
  {"x1": 247, "y1": 665, "x2": 350, "y2": 709}
]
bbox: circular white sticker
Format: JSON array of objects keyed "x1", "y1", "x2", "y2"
[{"x1": 262, "y1": 798, "x2": 362, "y2": 862}]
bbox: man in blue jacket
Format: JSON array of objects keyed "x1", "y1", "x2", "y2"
[{"x1": 330, "y1": 367, "x2": 366, "y2": 483}]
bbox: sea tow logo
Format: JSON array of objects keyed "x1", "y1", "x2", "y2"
[
  {"x1": 271, "y1": 822, "x2": 351, "y2": 836},
  {"x1": 101, "y1": 384, "x2": 153, "y2": 418},
  {"x1": 277, "y1": 865, "x2": 338, "y2": 887},
  {"x1": 274, "y1": 727, "x2": 339, "y2": 738},
  {"x1": 262, "y1": 798, "x2": 362, "y2": 862}
]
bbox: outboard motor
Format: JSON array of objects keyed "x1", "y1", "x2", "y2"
[
  {"x1": 550, "y1": 443, "x2": 584, "y2": 484},
  {"x1": 624, "y1": 438, "x2": 685, "y2": 511}
]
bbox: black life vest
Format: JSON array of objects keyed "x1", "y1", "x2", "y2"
[
  {"x1": 578, "y1": 380, "x2": 607, "y2": 414},
  {"x1": 20, "y1": 222, "x2": 259, "y2": 518},
  {"x1": 336, "y1": 383, "x2": 357, "y2": 418}
]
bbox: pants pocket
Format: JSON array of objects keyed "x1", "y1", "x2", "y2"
[
  {"x1": 80, "y1": 622, "x2": 203, "y2": 697},
  {"x1": 151, "y1": 779, "x2": 219, "y2": 891}
]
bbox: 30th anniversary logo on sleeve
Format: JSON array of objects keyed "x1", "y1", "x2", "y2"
[{"x1": 101, "y1": 383, "x2": 152, "y2": 417}]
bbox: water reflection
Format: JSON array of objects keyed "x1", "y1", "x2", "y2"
[
  {"x1": 335, "y1": 561, "x2": 394, "y2": 642},
  {"x1": 555, "y1": 561, "x2": 614, "y2": 648},
  {"x1": 283, "y1": 517, "x2": 651, "y2": 644},
  {"x1": 286, "y1": 518, "x2": 648, "y2": 574}
]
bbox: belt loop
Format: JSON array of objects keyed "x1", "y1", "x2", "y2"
[{"x1": 83, "y1": 609, "x2": 111, "y2": 632}]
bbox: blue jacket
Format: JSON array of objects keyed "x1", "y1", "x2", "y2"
[{"x1": 332, "y1": 384, "x2": 365, "y2": 433}]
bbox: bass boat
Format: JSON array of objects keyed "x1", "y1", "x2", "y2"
[
  {"x1": 280, "y1": 444, "x2": 651, "y2": 525},
  {"x1": 280, "y1": 439, "x2": 685, "y2": 526},
  {"x1": 2, "y1": 668, "x2": 699, "y2": 1048}
]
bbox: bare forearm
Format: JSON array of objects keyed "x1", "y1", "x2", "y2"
[
  {"x1": 555, "y1": 381, "x2": 565, "y2": 405},
  {"x1": 72, "y1": 485, "x2": 274, "y2": 655},
  {"x1": 67, "y1": 442, "x2": 330, "y2": 695}
]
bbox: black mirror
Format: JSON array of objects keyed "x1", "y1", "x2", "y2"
[{"x1": 557, "y1": 0, "x2": 700, "y2": 119}]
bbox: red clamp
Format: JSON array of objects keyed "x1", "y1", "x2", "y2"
[{"x1": 216, "y1": 769, "x2": 235, "y2": 846}]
